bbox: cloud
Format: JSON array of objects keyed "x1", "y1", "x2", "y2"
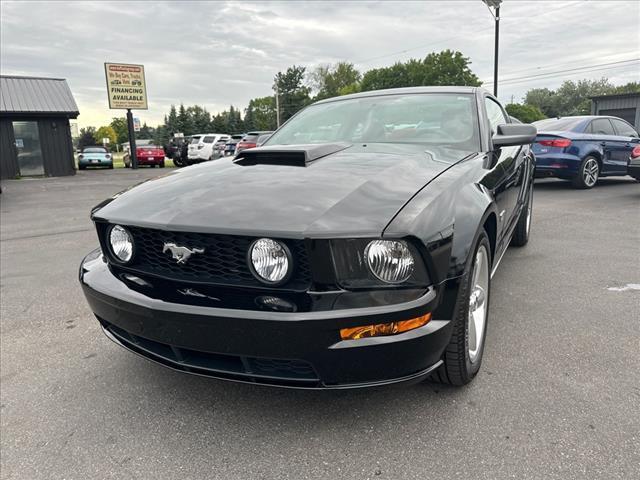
[{"x1": 1, "y1": 0, "x2": 638, "y2": 128}]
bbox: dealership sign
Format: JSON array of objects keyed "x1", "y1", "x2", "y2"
[{"x1": 104, "y1": 63, "x2": 148, "y2": 110}]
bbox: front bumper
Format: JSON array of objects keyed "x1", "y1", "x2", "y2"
[{"x1": 80, "y1": 250, "x2": 451, "y2": 389}]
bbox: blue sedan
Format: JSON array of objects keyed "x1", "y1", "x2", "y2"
[{"x1": 533, "y1": 116, "x2": 639, "y2": 188}]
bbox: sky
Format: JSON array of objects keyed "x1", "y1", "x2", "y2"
[{"x1": 1, "y1": 0, "x2": 639, "y2": 129}]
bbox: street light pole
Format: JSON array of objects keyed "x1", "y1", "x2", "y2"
[
  {"x1": 482, "y1": 0, "x2": 502, "y2": 97},
  {"x1": 493, "y1": 5, "x2": 500, "y2": 97}
]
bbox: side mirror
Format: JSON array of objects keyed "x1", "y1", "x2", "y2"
[{"x1": 492, "y1": 123, "x2": 537, "y2": 148}]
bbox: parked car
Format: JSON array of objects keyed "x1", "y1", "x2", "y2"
[
  {"x1": 223, "y1": 134, "x2": 245, "y2": 156},
  {"x1": 212, "y1": 138, "x2": 228, "y2": 159},
  {"x1": 165, "y1": 137, "x2": 188, "y2": 167},
  {"x1": 235, "y1": 131, "x2": 273, "y2": 155},
  {"x1": 187, "y1": 134, "x2": 229, "y2": 163},
  {"x1": 78, "y1": 146, "x2": 113, "y2": 170},
  {"x1": 256, "y1": 133, "x2": 272, "y2": 147},
  {"x1": 80, "y1": 86, "x2": 536, "y2": 389},
  {"x1": 628, "y1": 145, "x2": 640, "y2": 181},
  {"x1": 124, "y1": 145, "x2": 165, "y2": 168},
  {"x1": 533, "y1": 115, "x2": 640, "y2": 188}
]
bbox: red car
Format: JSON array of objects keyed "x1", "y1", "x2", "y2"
[
  {"x1": 235, "y1": 131, "x2": 273, "y2": 155},
  {"x1": 124, "y1": 145, "x2": 166, "y2": 168}
]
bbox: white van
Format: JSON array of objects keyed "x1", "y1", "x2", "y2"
[{"x1": 187, "y1": 133, "x2": 229, "y2": 163}]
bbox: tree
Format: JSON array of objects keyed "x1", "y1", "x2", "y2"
[
  {"x1": 166, "y1": 105, "x2": 179, "y2": 135},
  {"x1": 78, "y1": 127, "x2": 97, "y2": 149},
  {"x1": 109, "y1": 117, "x2": 128, "y2": 144},
  {"x1": 524, "y1": 78, "x2": 640, "y2": 117},
  {"x1": 93, "y1": 126, "x2": 117, "y2": 148},
  {"x1": 505, "y1": 103, "x2": 546, "y2": 123},
  {"x1": 188, "y1": 105, "x2": 212, "y2": 133},
  {"x1": 177, "y1": 104, "x2": 193, "y2": 135},
  {"x1": 360, "y1": 50, "x2": 481, "y2": 92},
  {"x1": 274, "y1": 65, "x2": 312, "y2": 123},
  {"x1": 138, "y1": 122, "x2": 154, "y2": 139},
  {"x1": 310, "y1": 62, "x2": 361, "y2": 100},
  {"x1": 613, "y1": 81, "x2": 640, "y2": 94},
  {"x1": 245, "y1": 96, "x2": 277, "y2": 131}
]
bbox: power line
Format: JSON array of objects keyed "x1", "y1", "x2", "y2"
[
  {"x1": 492, "y1": 50, "x2": 640, "y2": 78},
  {"x1": 352, "y1": 0, "x2": 584, "y2": 66},
  {"x1": 483, "y1": 58, "x2": 640, "y2": 85}
]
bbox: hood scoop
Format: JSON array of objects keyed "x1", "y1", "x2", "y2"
[{"x1": 234, "y1": 142, "x2": 351, "y2": 166}]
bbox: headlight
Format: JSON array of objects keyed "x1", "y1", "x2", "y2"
[
  {"x1": 249, "y1": 238, "x2": 291, "y2": 285},
  {"x1": 109, "y1": 225, "x2": 133, "y2": 263},
  {"x1": 330, "y1": 238, "x2": 429, "y2": 289},
  {"x1": 365, "y1": 240, "x2": 414, "y2": 284}
]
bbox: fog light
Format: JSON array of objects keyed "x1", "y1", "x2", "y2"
[{"x1": 340, "y1": 313, "x2": 431, "y2": 340}]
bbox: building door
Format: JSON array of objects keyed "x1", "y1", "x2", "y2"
[{"x1": 12, "y1": 121, "x2": 44, "y2": 176}]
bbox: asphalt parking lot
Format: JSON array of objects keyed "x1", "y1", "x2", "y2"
[{"x1": 1, "y1": 169, "x2": 638, "y2": 479}]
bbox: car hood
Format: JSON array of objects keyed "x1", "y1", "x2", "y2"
[{"x1": 93, "y1": 144, "x2": 461, "y2": 237}]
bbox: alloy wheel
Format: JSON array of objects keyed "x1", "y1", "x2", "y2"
[
  {"x1": 583, "y1": 158, "x2": 599, "y2": 187},
  {"x1": 468, "y1": 245, "x2": 489, "y2": 363}
]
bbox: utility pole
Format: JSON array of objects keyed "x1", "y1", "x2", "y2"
[
  {"x1": 275, "y1": 85, "x2": 281, "y2": 128},
  {"x1": 482, "y1": 0, "x2": 502, "y2": 97},
  {"x1": 493, "y1": 4, "x2": 500, "y2": 97},
  {"x1": 126, "y1": 108, "x2": 138, "y2": 169}
]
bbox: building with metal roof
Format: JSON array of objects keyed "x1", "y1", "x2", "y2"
[
  {"x1": 1, "y1": 75, "x2": 79, "y2": 178},
  {"x1": 590, "y1": 92, "x2": 640, "y2": 131}
]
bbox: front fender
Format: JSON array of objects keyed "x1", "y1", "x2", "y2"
[{"x1": 383, "y1": 157, "x2": 497, "y2": 284}]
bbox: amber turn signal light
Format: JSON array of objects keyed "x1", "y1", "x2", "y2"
[{"x1": 340, "y1": 313, "x2": 432, "y2": 340}]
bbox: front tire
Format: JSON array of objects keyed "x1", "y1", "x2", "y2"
[
  {"x1": 510, "y1": 183, "x2": 533, "y2": 247},
  {"x1": 433, "y1": 230, "x2": 491, "y2": 386},
  {"x1": 572, "y1": 156, "x2": 599, "y2": 189}
]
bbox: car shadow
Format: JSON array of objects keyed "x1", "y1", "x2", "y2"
[
  {"x1": 106, "y1": 354, "x2": 468, "y2": 434},
  {"x1": 534, "y1": 177, "x2": 636, "y2": 190}
]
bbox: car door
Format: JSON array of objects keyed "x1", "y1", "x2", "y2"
[
  {"x1": 484, "y1": 96, "x2": 524, "y2": 241},
  {"x1": 610, "y1": 118, "x2": 640, "y2": 168},
  {"x1": 587, "y1": 118, "x2": 626, "y2": 174}
]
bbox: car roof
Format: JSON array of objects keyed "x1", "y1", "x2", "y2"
[{"x1": 313, "y1": 86, "x2": 486, "y2": 105}]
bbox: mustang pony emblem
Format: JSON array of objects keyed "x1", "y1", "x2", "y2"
[{"x1": 162, "y1": 243, "x2": 205, "y2": 264}]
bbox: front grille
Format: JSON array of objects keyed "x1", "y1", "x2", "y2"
[
  {"x1": 102, "y1": 321, "x2": 320, "y2": 387},
  {"x1": 119, "y1": 226, "x2": 311, "y2": 289}
]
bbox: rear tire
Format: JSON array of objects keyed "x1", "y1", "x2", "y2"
[
  {"x1": 432, "y1": 230, "x2": 491, "y2": 386},
  {"x1": 572, "y1": 156, "x2": 599, "y2": 189},
  {"x1": 510, "y1": 183, "x2": 533, "y2": 247},
  {"x1": 108, "y1": 164, "x2": 114, "y2": 169},
  {"x1": 159, "y1": 160, "x2": 165, "y2": 168},
  {"x1": 78, "y1": 165, "x2": 85, "y2": 170}
]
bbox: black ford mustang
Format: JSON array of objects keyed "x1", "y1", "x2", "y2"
[{"x1": 80, "y1": 87, "x2": 537, "y2": 389}]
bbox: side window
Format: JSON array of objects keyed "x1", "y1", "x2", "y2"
[
  {"x1": 610, "y1": 118, "x2": 638, "y2": 138},
  {"x1": 485, "y1": 97, "x2": 508, "y2": 135},
  {"x1": 203, "y1": 136, "x2": 215, "y2": 143},
  {"x1": 589, "y1": 118, "x2": 615, "y2": 136}
]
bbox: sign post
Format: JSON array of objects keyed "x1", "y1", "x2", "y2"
[{"x1": 104, "y1": 63, "x2": 148, "y2": 169}]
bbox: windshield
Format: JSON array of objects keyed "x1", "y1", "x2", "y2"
[
  {"x1": 267, "y1": 93, "x2": 479, "y2": 152},
  {"x1": 534, "y1": 117, "x2": 585, "y2": 132},
  {"x1": 83, "y1": 147, "x2": 107, "y2": 153}
]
